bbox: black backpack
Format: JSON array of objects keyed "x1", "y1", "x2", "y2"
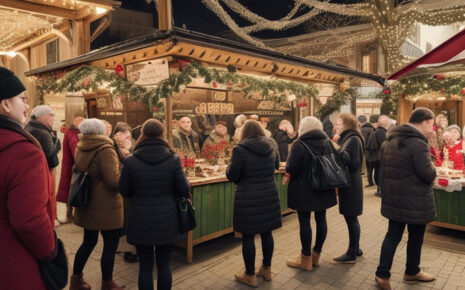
[{"x1": 297, "y1": 140, "x2": 350, "y2": 190}]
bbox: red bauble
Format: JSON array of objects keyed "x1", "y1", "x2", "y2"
[
  {"x1": 402, "y1": 94, "x2": 406, "y2": 99},
  {"x1": 228, "y1": 82, "x2": 233, "y2": 86},
  {"x1": 114, "y1": 64, "x2": 124, "y2": 75},
  {"x1": 82, "y1": 79, "x2": 89, "y2": 87},
  {"x1": 440, "y1": 89, "x2": 445, "y2": 93},
  {"x1": 436, "y1": 75, "x2": 445, "y2": 80},
  {"x1": 461, "y1": 88, "x2": 465, "y2": 95},
  {"x1": 298, "y1": 102, "x2": 308, "y2": 108},
  {"x1": 438, "y1": 178, "x2": 448, "y2": 187},
  {"x1": 212, "y1": 82, "x2": 217, "y2": 88},
  {"x1": 384, "y1": 89, "x2": 391, "y2": 94},
  {"x1": 153, "y1": 107, "x2": 159, "y2": 112}
]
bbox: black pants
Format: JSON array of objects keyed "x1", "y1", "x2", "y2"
[
  {"x1": 344, "y1": 216, "x2": 360, "y2": 258},
  {"x1": 297, "y1": 210, "x2": 327, "y2": 256},
  {"x1": 73, "y1": 228, "x2": 121, "y2": 281},
  {"x1": 136, "y1": 244, "x2": 173, "y2": 290},
  {"x1": 376, "y1": 220, "x2": 426, "y2": 279},
  {"x1": 242, "y1": 232, "x2": 274, "y2": 275},
  {"x1": 366, "y1": 160, "x2": 375, "y2": 185}
]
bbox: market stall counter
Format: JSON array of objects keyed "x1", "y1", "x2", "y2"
[
  {"x1": 432, "y1": 177, "x2": 465, "y2": 232},
  {"x1": 181, "y1": 170, "x2": 291, "y2": 263}
]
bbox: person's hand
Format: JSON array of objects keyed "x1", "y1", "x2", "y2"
[
  {"x1": 282, "y1": 173, "x2": 290, "y2": 185},
  {"x1": 332, "y1": 134, "x2": 340, "y2": 142}
]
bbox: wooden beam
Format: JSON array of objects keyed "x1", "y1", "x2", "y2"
[
  {"x1": 89, "y1": 16, "x2": 110, "y2": 43},
  {"x1": 10, "y1": 22, "x2": 71, "y2": 51},
  {"x1": 0, "y1": 0, "x2": 77, "y2": 19},
  {"x1": 74, "y1": 0, "x2": 116, "y2": 9},
  {"x1": 158, "y1": 0, "x2": 172, "y2": 31}
]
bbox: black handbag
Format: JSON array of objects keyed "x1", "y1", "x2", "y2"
[
  {"x1": 39, "y1": 231, "x2": 68, "y2": 290},
  {"x1": 177, "y1": 197, "x2": 196, "y2": 233},
  {"x1": 298, "y1": 140, "x2": 350, "y2": 190},
  {"x1": 67, "y1": 149, "x2": 100, "y2": 209}
]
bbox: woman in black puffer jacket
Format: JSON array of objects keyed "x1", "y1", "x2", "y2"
[
  {"x1": 285, "y1": 116, "x2": 337, "y2": 272},
  {"x1": 227, "y1": 120, "x2": 282, "y2": 288},
  {"x1": 333, "y1": 113, "x2": 364, "y2": 264},
  {"x1": 119, "y1": 119, "x2": 190, "y2": 290}
]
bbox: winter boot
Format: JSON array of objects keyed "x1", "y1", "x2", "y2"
[
  {"x1": 312, "y1": 250, "x2": 320, "y2": 267},
  {"x1": 101, "y1": 280, "x2": 125, "y2": 290},
  {"x1": 375, "y1": 276, "x2": 392, "y2": 290},
  {"x1": 69, "y1": 273, "x2": 91, "y2": 290},
  {"x1": 234, "y1": 271, "x2": 258, "y2": 287},
  {"x1": 286, "y1": 253, "x2": 313, "y2": 271},
  {"x1": 256, "y1": 265, "x2": 275, "y2": 281}
]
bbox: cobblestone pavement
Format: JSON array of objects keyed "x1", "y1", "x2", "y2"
[{"x1": 56, "y1": 179, "x2": 465, "y2": 290}]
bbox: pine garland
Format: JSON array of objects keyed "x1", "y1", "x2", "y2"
[{"x1": 316, "y1": 87, "x2": 357, "y2": 119}]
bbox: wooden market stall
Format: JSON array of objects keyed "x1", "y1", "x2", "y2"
[
  {"x1": 387, "y1": 29, "x2": 465, "y2": 232},
  {"x1": 26, "y1": 27, "x2": 383, "y2": 262}
]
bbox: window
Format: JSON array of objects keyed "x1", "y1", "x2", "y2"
[
  {"x1": 362, "y1": 54, "x2": 370, "y2": 73},
  {"x1": 46, "y1": 39, "x2": 59, "y2": 65}
]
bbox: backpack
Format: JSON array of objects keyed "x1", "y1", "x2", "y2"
[{"x1": 297, "y1": 140, "x2": 350, "y2": 190}]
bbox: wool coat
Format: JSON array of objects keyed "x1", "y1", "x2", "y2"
[
  {"x1": 337, "y1": 129, "x2": 364, "y2": 217},
  {"x1": 273, "y1": 129, "x2": 295, "y2": 162},
  {"x1": 367, "y1": 126, "x2": 387, "y2": 162},
  {"x1": 119, "y1": 139, "x2": 190, "y2": 245},
  {"x1": 286, "y1": 130, "x2": 338, "y2": 212},
  {"x1": 26, "y1": 119, "x2": 59, "y2": 169},
  {"x1": 380, "y1": 124, "x2": 436, "y2": 224},
  {"x1": 226, "y1": 136, "x2": 282, "y2": 235},
  {"x1": 73, "y1": 134, "x2": 123, "y2": 230},
  {"x1": 56, "y1": 127, "x2": 80, "y2": 203},
  {"x1": 0, "y1": 115, "x2": 55, "y2": 290}
]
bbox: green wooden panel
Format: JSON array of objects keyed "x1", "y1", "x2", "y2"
[
  {"x1": 211, "y1": 183, "x2": 219, "y2": 233},
  {"x1": 447, "y1": 191, "x2": 461, "y2": 225},
  {"x1": 224, "y1": 182, "x2": 233, "y2": 228},
  {"x1": 460, "y1": 190, "x2": 465, "y2": 226},
  {"x1": 434, "y1": 189, "x2": 461, "y2": 225},
  {"x1": 193, "y1": 187, "x2": 202, "y2": 240},
  {"x1": 201, "y1": 185, "x2": 209, "y2": 237},
  {"x1": 434, "y1": 190, "x2": 446, "y2": 222},
  {"x1": 217, "y1": 183, "x2": 225, "y2": 231}
]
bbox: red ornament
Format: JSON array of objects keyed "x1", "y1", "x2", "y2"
[
  {"x1": 402, "y1": 94, "x2": 406, "y2": 99},
  {"x1": 298, "y1": 102, "x2": 308, "y2": 108},
  {"x1": 60, "y1": 124, "x2": 67, "y2": 134},
  {"x1": 114, "y1": 64, "x2": 124, "y2": 76},
  {"x1": 178, "y1": 59, "x2": 191, "y2": 70},
  {"x1": 82, "y1": 79, "x2": 89, "y2": 87},
  {"x1": 438, "y1": 178, "x2": 448, "y2": 187},
  {"x1": 212, "y1": 82, "x2": 217, "y2": 88},
  {"x1": 440, "y1": 89, "x2": 445, "y2": 93},
  {"x1": 461, "y1": 88, "x2": 465, "y2": 95},
  {"x1": 153, "y1": 107, "x2": 159, "y2": 112},
  {"x1": 436, "y1": 75, "x2": 444, "y2": 80},
  {"x1": 384, "y1": 89, "x2": 391, "y2": 94},
  {"x1": 228, "y1": 81, "x2": 233, "y2": 87}
]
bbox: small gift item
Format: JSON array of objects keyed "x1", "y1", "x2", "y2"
[{"x1": 438, "y1": 178, "x2": 449, "y2": 187}]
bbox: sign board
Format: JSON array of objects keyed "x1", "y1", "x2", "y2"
[{"x1": 126, "y1": 58, "x2": 170, "y2": 86}]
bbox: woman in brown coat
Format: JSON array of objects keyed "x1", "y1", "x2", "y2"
[{"x1": 70, "y1": 118, "x2": 124, "y2": 290}]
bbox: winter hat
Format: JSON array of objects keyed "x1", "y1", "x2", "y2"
[
  {"x1": 298, "y1": 116, "x2": 323, "y2": 136},
  {"x1": 408, "y1": 107, "x2": 434, "y2": 124},
  {"x1": 31, "y1": 105, "x2": 54, "y2": 119},
  {"x1": 0, "y1": 67, "x2": 26, "y2": 101}
]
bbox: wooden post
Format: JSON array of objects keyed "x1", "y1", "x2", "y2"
[
  {"x1": 165, "y1": 96, "x2": 173, "y2": 146},
  {"x1": 158, "y1": 0, "x2": 172, "y2": 31}
]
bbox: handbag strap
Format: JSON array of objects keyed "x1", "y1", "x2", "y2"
[
  {"x1": 297, "y1": 140, "x2": 316, "y2": 158},
  {"x1": 85, "y1": 147, "x2": 103, "y2": 171}
]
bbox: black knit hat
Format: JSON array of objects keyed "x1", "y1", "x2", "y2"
[
  {"x1": 0, "y1": 67, "x2": 26, "y2": 101},
  {"x1": 409, "y1": 107, "x2": 434, "y2": 124}
]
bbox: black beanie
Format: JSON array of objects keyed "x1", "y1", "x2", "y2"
[
  {"x1": 409, "y1": 107, "x2": 434, "y2": 124},
  {"x1": 0, "y1": 67, "x2": 26, "y2": 101}
]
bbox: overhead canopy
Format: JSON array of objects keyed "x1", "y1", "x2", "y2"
[{"x1": 388, "y1": 29, "x2": 465, "y2": 80}]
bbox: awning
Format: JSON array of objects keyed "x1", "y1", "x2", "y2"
[{"x1": 388, "y1": 29, "x2": 465, "y2": 80}]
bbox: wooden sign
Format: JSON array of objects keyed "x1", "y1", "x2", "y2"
[{"x1": 126, "y1": 58, "x2": 170, "y2": 86}]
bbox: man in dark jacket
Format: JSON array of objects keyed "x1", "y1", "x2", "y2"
[
  {"x1": 26, "y1": 105, "x2": 60, "y2": 170},
  {"x1": 359, "y1": 115, "x2": 376, "y2": 186},
  {"x1": 366, "y1": 114, "x2": 390, "y2": 196},
  {"x1": 375, "y1": 108, "x2": 436, "y2": 290}
]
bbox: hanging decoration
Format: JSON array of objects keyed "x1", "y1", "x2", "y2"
[
  {"x1": 36, "y1": 60, "x2": 319, "y2": 108},
  {"x1": 316, "y1": 87, "x2": 357, "y2": 119}
]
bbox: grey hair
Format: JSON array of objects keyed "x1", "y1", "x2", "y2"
[
  {"x1": 234, "y1": 114, "x2": 247, "y2": 128},
  {"x1": 31, "y1": 105, "x2": 54, "y2": 119},
  {"x1": 298, "y1": 116, "x2": 323, "y2": 136},
  {"x1": 79, "y1": 118, "x2": 106, "y2": 135},
  {"x1": 445, "y1": 124, "x2": 461, "y2": 136}
]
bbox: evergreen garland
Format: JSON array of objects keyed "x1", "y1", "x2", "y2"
[{"x1": 316, "y1": 88, "x2": 357, "y2": 119}]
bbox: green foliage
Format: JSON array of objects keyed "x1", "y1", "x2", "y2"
[{"x1": 316, "y1": 88, "x2": 357, "y2": 119}]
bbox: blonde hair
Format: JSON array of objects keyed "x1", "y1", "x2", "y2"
[
  {"x1": 298, "y1": 116, "x2": 323, "y2": 136},
  {"x1": 338, "y1": 113, "x2": 360, "y2": 132}
]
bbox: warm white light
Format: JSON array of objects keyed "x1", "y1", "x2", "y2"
[
  {"x1": 0, "y1": 51, "x2": 17, "y2": 57},
  {"x1": 95, "y1": 7, "x2": 108, "y2": 15}
]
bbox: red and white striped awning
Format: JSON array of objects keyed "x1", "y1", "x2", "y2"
[{"x1": 388, "y1": 29, "x2": 465, "y2": 80}]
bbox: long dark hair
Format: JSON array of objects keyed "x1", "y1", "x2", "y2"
[
  {"x1": 240, "y1": 120, "x2": 265, "y2": 142},
  {"x1": 135, "y1": 119, "x2": 170, "y2": 148}
]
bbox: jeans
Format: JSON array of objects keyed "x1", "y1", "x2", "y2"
[
  {"x1": 297, "y1": 210, "x2": 328, "y2": 256},
  {"x1": 373, "y1": 161, "x2": 382, "y2": 194},
  {"x1": 366, "y1": 160, "x2": 375, "y2": 185},
  {"x1": 242, "y1": 232, "x2": 274, "y2": 275},
  {"x1": 136, "y1": 244, "x2": 173, "y2": 290},
  {"x1": 344, "y1": 216, "x2": 361, "y2": 257},
  {"x1": 376, "y1": 220, "x2": 426, "y2": 279},
  {"x1": 73, "y1": 228, "x2": 121, "y2": 281}
]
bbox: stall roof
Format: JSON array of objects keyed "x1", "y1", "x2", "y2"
[
  {"x1": 26, "y1": 27, "x2": 384, "y2": 85},
  {"x1": 388, "y1": 29, "x2": 465, "y2": 80}
]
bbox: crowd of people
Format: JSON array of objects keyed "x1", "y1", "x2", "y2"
[{"x1": 1, "y1": 67, "x2": 438, "y2": 290}]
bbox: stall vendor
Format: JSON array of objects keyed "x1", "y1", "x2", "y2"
[
  {"x1": 201, "y1": 121, "x2": 231, "y2": 157},
  {"x1": 172, "y1": 116, "x2": 201, "y2": 156},
  {"x1": 438, "y1": 125, "x2": 464, "y2": 170}
]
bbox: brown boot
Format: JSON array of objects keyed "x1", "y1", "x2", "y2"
[
  {"x1": 69, "y1": 273, "x2": 91, "y2": 290},
  {"x1": 256, "y1": 265, "x2": 275, "y2": 281},
  {"x1": 375, "y1": 276, "x2": 391, "y2": 290},
  {"x1": 234, "y1": 271, "x2": 258, "y2": 287},
  {"x1": 286, "y1": 253, "x2": 313, "y2": 271},
  {"x1": 101, "y1": 280, "x2": 125, "y2": 290},
  {"x1": 312, "y1": 250, "x2": 320, "y2": 267},
  {"x1": 403, "y1": 271, "x2": 435, "y2": 282}
]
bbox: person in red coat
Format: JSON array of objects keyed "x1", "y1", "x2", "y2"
[
  {"x1": 56, "y1": 116, "x2": 85, "y2": 223},
  {"x1": 0, "y1": 67, "x2": 56, "y2": 290}
]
